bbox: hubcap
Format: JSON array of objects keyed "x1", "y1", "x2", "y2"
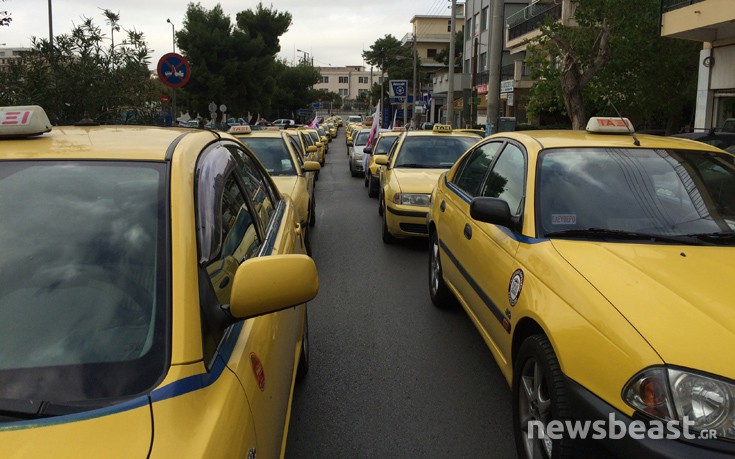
[
  {"x1": 519, "y1": 358, "x2": 553, "y2": 458},
  {"x1": 431, "y1": 239, "x2": 440, "y2": 295}
]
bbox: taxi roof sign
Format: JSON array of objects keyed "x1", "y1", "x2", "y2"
[
  {"x1": 228, "y1": 125, "x2": 252, "y2": 135},
  {"x1": 0, "y1": 105, "x2": 52, "y2": 138},
  {"x1": 586, "y1": 117, "x2": 634, "y2": 134},
  {"x1": 432, "y1": 124, "x2": 452, "y2": 133}
]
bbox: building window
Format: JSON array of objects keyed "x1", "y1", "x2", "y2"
[
  {"x1": 358, "y1": 76, "x2": 369, "y2": 84},
  {"x1": 466, "y1": 19, "x2": 471, "y2": 41},
  {"x1": 447, "y1": 19, "x2": 451, "y2": 32},
  {"x1": 481, "y1": 7, "x2": 489, "y2": 31},
  {"x1": 339, "y1": 76, "x2": 349, "y2": 84},
  {"x1": 320, "y1": 76, "x2": 329, "y2": 84},
  {"x1": 339, "y1": 89, "x2": 349, "y2": 97},
  {"x1": 480, "y1": 52, "x2": 487, "y2": 71},
  {"x1": 427, "y1": 49, "x2": 437, "y2": 59}
]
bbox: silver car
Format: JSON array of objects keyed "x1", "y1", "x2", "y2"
[{"x1": 347, "y1": 129, "x2": 371, "y2": 177}]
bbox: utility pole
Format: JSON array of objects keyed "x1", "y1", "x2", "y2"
[
  {"x1": 412, "y1": 31, "x2": 418, "y2": 129},
  {"x1": 447, "y1": 0, "x2": 457, "y2": 126},
  {"x1": 487, "y1": 0, "x2": 504, "y2": 134}
]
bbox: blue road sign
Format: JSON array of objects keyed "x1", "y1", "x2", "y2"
[
  {"x1": 389, "y1": 80, "x2": 408, "y2": 98},
  {"x1": 157, "y1": 53, "x2": 191, "y2": 89}
]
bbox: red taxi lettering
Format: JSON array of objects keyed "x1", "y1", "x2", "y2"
[
  {"x1": 597, "y1": 118, "x2": 628, "y2": 128},
  {"x1": 1, "y1": 110, "x2": 33, "y2": 126}
]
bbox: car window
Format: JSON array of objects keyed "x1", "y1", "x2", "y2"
[
  {"x1": 394, "y1": 136, "x2": 478, "y2": 169},
  {"x1": 375, "y1": 136, "x2": 398, "y2": 155},
  {"x1": 288, "y1": 136, "x2": 306, "y2": 164},
  {"x1": 354, "y1": 131, "x2": 370, "y2": 146},
  {"x1": 481, "y1": 143, "x2": 526, "y2": 215},
  {"x1": 0, "y1": 161, "x2": 168, "y2": 404},
  {"x1": 233, "y1": 149, "x2": 278, "y2": 226},
  {"x1": 240, "y1": 137, "x2": 297, "y2": 177},
  {"x1": 536, "y1": 147, "x2": 735, "y2": 237},
  {"x1": 453, "y1": 141, "x2": 503, "y2": 197}
]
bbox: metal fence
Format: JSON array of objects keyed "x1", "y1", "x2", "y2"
[{"x1": 507, "y1": 3, "x2": 562, "y2": 41}]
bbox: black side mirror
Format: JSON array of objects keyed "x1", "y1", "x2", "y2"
[
  {"x1": 470, "y1": 197, "x2": 514, "y2": 229},
  {"x1": 364, "y1": 145, "x2": 374, "y2": 154}
]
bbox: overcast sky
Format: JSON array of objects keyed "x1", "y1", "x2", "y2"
[{"x1": 1, "y1": 0, "x2": 452, "y2": 69}]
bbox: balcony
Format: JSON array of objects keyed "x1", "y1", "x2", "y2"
[
  {"x1": 661, "y1": 0, "x2": 705, "y2": 13},
  {"x1": 661, "y1": 0, "x2": 735, "y2": 42},
  {"x1": 507, "y1": 2, "x2": 562, "y2": 41}
]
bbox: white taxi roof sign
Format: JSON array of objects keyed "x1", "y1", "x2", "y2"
[
  {"x1": 0, "y1": 105, "x2": 52, "y2": 138},
  {"x1": 432, "y1": 124, "x2": 452, "y2": 133},
  {"x1": 586, "y1": 117, "x2": 634, "y2": 134},
  {"x1": 228, "y1": 125, "x2": 252, "y2": 135}
]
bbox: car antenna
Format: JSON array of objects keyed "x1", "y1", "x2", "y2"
[{"x1": 607, "y1": 100, "x2": 640, "y2": 146}]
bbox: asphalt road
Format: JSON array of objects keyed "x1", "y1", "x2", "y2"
[{"x1": 285, "y1": 126, "x2": 517, "y2": 459}]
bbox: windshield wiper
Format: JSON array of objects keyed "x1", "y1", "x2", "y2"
[
  {"x1": 543, "y1": 228, "x2": 703, "y2": 245},
  {"x1": 683, "y1": 231, "x2": 735, "y2": 244}
]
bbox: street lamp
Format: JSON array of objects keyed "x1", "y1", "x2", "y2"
[
  {"x1": 166, "y1": 19, "x2": 177, "y2": 126},
  {"x1": 166, "y1": 18, "x2": 176, "y2": 53},
  {"x1": 296, "y1": 48, "x2": 310, "y2": 65},
  {"x1": 48, "y1": 0, "x2": 54, "y2": 48}
]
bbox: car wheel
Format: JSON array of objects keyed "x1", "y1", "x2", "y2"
[
  {"x1": 309, "y1": 196, "x2": 316, "y2": 227},
  {"x1": 513, "y1": 335, "x2": 575, "y2": 459},
  {"x1": 296, "y1": 306, "x2": 309, "y2": 382},
  {"x1": 429, "y1": 231, "x2": 454, "y2": 308},
  {"x1": 368, "y1": 176, "x2": 378, "y2": 198},
  {"x1": 381, "y1": 205, "x2": 396, "y2": 244}
]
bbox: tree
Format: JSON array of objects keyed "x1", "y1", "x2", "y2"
[
  {"x1": 434, "y1": 29, "x2": 463, "y2": 70},
  {"x1": 1, "y1": 0, "x2": 10, "y2": 27},
  {"x1": 270, "y1": 59, "x2": 320, "y2": 117},
  {"x1": 527, "y1": 0, "x2": 700, "y2": 130},
  {"x1": 0, "y1": 16, "x2": 156, "y2": 124},
  {"x1": 176, "y1": 2, "x2": 292, "y2": 119}
]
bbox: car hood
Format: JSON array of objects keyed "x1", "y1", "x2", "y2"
[
  {"x1": 392, "y1": 169, "x2": 446, "y2": 194},
  {"x1": 551, "y1": 240, "x2": 735, "y2": 379},
  {"x1": 0, "y1": 398, "x2": 152, "y2": 457}
]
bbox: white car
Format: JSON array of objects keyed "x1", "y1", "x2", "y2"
[{"x1": 272, "y1": 119, "x2": 296, "y2": 129}]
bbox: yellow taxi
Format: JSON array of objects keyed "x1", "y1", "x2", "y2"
[
  {"x1": 376, "y1": 124, "x2": 480, "y2": 243},
  {"x1": 229, "y1": 125, "x2": 320, "y2": 254},
  {"x1": 0, "y1": 106, "x2": 319, "y2": 458},
  {"x1": 285, "y1": 128, "x2": 320, "y2": 180},
  {"x1": 300, "y1": 127, "x2": 326, "y2": 166},
  {"x1": 427, "y1": 117, "x2": 735, "y2": 458},
  {"x1": 363, "y1": 130, "x2": 403, "y2": 198}
]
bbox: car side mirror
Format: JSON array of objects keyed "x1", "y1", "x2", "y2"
[
  {"x1": 229, "y1": 255, "x2": 318, "y2": 320},
  {"x1": 364, "y1": 145, "x2": 374, "y2": 154},
  {"x1": 374, "y1": 155, "x2": 389, "y2": 166},
  {"x1": 302, "y1": 161, "x2": 321, "y2": 172},
  {"x1": 347, "y1": 141, "x2": 354, "y2": 147},
  {"x1": 307, "y1": 145, "x2": 317, "y2": 153},
  {"x1": 469, "y1": 197, "x2": 514, "y2": 229}
]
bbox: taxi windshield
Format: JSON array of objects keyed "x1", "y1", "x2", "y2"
[
  {"x1": 241, "y1": 137, "x2": 297, "y2": 176},
  {"x1": 0, "y1": 161, "x2": 169, "y2": 412},
  {"x1": 536, "y1": 148, "x2": 735, "y2": 242},
  {"x1": 395, "y1": 136, "x2": 477, "y2": 168}
]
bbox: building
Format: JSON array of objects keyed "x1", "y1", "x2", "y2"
[
  {"x1": 660, "y1": 0, "x2": 735, "y2": 131},
  {"x1": 502, "y1": 0, "x2": 575, "y2": 126},
  {"x1": 312, "y1": 66, "x2": 382, "y2": 111},
  {"x1": 0, "y1": 47, "x2": 31, "y2": 73},
  {"x1": 462, "y1": 0, "x2": 528, "y2": 128}
]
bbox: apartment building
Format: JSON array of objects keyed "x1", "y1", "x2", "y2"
[
  {"x1": 312, "y1": 65, "x2": 383, "y2": 110},
  {"x1": 661, "y1": 0, "x2": 735, "y2": 131},
  {"x1": 0, "y1": 47, "x2": 31, "y2": 73},
  {"x1": 462, "y1": 0, "x2": 528, "y2": 127}
]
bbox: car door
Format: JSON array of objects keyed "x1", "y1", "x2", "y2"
[
  {"x1": 439, "y1": 140, "x2": 522, "y2": 364},
  {"x1": 197, "y1": 142, "x2": 302, "y2": 458},
  {"x1": 464, "y1": 142, "x2": 527, "y2": 363},
  {"x1": 438, "y1": 140, "x2": 503, "y2": 334}
]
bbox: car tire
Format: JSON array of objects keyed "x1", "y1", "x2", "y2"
[
  {"x1": 296, "y1": 307, "x2": 309, "y2": 382},
  {"x1": 513, "y1": 335, "x2": 576, "y2": 459},
  {"x1": 381, "y1": 205, "x2": 396, "y2": 244},
  {"x1": 368, "y1": 176, "x2": 378, "y2": 198},
  {"x1": 429, "y1": 231, "x2": 454, "y2": 308},
  {"x1": 309, "y1": 196, "x2": 316, "y2": 227}
]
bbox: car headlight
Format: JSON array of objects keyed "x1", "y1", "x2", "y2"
[
  {"x1": 392, "y1": 193, "x2": 431, "y2": 207},
  {"x1": 623, "y1": 366, "x2": 735, "y2": 440}
]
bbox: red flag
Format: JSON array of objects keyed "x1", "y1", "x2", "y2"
[{"x1": 365, "y1": 104, "x2": 381, "y2": 148}]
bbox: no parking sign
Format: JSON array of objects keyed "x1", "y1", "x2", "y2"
[{"x1": 157, "y1": 53, "x2": 191, "y2": 88}]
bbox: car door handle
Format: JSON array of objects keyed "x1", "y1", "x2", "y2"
[
  {"x1": 440, "y1": 200, "x2": 446, "y2": 212},
  {"x1": 464, "y1": 224, "x2": 472, "y2": 240}
]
